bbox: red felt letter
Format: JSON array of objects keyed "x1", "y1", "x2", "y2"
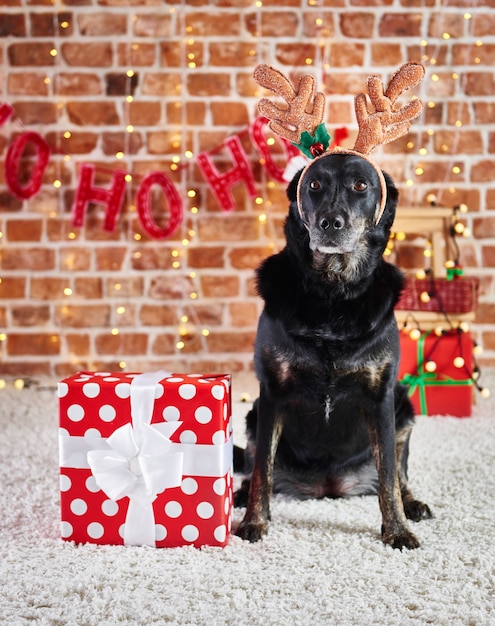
[
  {"x1": 5, "y1": 131, "x2": 50, "y2": 200},
  {"x1": 0, "y1": 103, "x2": 14, "y2": 127},
  {"x1": 135, "y1": 171, "x2": 183, "y2": 240},
  {"x1": 251, "y1": 116, "x2": 300, "y2": 183},
  {"x1": 196, "y1": 135, "x2": 258, "y2": 212},
  {"x1": 72, "y1": 164, "x2": 127, "y2": 232}
]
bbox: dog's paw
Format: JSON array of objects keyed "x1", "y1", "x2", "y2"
[
  {"x1": 382, "y1": 526, "x2": 420, "y2": 550},
  {"x1": 236, "y1": 519, "x2": 268, "y2": 543},
  {"x1": 404, "y1": 499, "x2": 433, "y2": 522}
]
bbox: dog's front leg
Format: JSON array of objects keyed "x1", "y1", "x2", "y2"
[
  {"x1": 365, "y1": 398, "x2": 420, "y2": 550},
  {"x1": 236, "y1": 388, "x2": 284, "y2": 542}
]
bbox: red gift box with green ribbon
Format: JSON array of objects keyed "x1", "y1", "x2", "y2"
[{"x1": 398, "y1": 329, "x2": 474, "y2": 417}]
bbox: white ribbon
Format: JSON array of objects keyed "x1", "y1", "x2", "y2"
[
  {"x1": 60, "y1": 371, "x2": 233, "y2": 547},
  {"x1": 87, "y1": 371, "x2": 184, "y2": 547}
]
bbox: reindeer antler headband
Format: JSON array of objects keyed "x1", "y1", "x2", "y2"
[{"x1": 253, "y1": 62, "x2": 425, "y2": 225}]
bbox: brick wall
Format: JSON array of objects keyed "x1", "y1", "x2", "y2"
[{"x1": 0, "y1": 0, "x2": 494, "y2": 379}]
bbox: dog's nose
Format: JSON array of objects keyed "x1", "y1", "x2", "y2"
[{"x1": 319, "y1": 216, "x2": 344, "y2": 231}]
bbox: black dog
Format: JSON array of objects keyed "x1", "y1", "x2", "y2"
[{"x1": 235, "y1": 152, "x2": 432, "y2": 549}]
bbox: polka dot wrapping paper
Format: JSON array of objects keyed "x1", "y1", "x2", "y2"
[{"x1": 58, "y1": 371, "x2": 233, "y2": 548}]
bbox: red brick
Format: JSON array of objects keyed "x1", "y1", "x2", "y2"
[
  {"x1": 206, "y1": 330, "x2": 256, "y2": 353},
  {"x1": 56, "y1": 73, "x2": 102, "y2": 96},
  {"x1": 151, "y1": 333, "x2": 176, "y2": 355},
  {"x1": 340, "y1": 12, "x2": 375, "y2": 38},
  {"x1": 139, "y1": 304, "x2": 177, "y2": 326},
  {"x1": 61, "y1": 42, "x2": 113, "y2": 67},
  {"x1": 67, "y1": 101, "x2": 120, "y2": 125},
  {"x1": 130, "y1": 247, "x2": 175, "y2": 271},
  {"x1": 0, "y1": 13, "x2": 26, "y2": 36},
  {"x1": 142, "y1": 72, "x2": 181, "y2": 96},
  {"x1": 59, "y1": 247, "x2": 91, "y2": 271},
  {"x1": 211, "y1": 102, "x2": 249, "y2": 126},
  {"x1": 433, "y1": 130, "x2": 483, "y2": 155},
  {"x1": 66, "y1": 333, "x2": 90, "y2": 356},
  {"x1": 0, "y1": 277, "x2": 26, "y2": 299},
  {"x1": 12, "y1": 101, "x2": 58, "y2": 124},
  {"x1": 127, "y1": 102, "x2": 162, "y2": 126},
  {"x1": 74, "y1": 277, "x2": 103, "y2": 299},
  {"x1": 8, "y1": 72, "x2": 49, "y2": 96},
  {"x1": 0, "y1": 193, "x2": 23, "y2": 212},
  {"x1": 463, "y1": 72, "x2": 495, "y2": 97},
  {"x1": 482, "y1": 246, "x2": 495, "y2": 267},
  {"x1": 6, "y1": 219, "x2": 43, "y2": 241},
  {"x1": 472, "y1": 12, "x2": 495, "y2": 37},
  {"x1": 188, "y1": 246, "x2": 225, "y2": 268},
  {"x1": 30, "y1": 11, "x2": 73, "y2": 37},
  {"x1": 209, "y1": 42, "x2": 257, "y2": 67},
  {"x1": 245, "y1": 11, "x2": 298, "y2": 37},
  {"x1": 370, "y1": 43, "x2": 403, "y2": 66},
  {"x1": 95, "y1": 333, "x2": 148, "y2": 355},
  {"x1": 189, "y1": 303, "x2": 224, "y2": 327},
  {"x1": 379, "y1": 13, "x2": 422, "y2": 37},
  {"x1": 187, "y1": 73, "x2": 231, "y2": 97},
  {"x1": 428, "y1": 12, "x2": 466, "y2": 38},
  {"x1": 117, "y1": 42, "x2": 156, "y2": 67},
  {"x1": 229, "y1": 246, "x2": 272, "y2": 269},
  {"x1": 11, "y1": 304, "x2": 50, "y2": 326},
  {"x1": 197, "y1": 216, "x2": 260, "y2": 241},
  {"x1": 329, "y1": 42, "x2": 366, "y2": 67},
  {"x1": 201, "y1": 275, "x2": 240, "y2": 298},
  {"x1": 95, "y1": 247, "x2": 128, "y2": 270},
  {"x1": 55, "y1": 305, "x2": 110, "y2": 328},
  {"x1": 8, "y1": 42, "x2": 55, "y2": 66},
  {"x1": 78, "y1": 13, "x2": 127, "y2": 36},
  {"x1": 186, "y1": 12, "x2": 241, "y2": 37},
  {"x1": 133, "y1": 14, "x2": 172, "y2": 37},
  {"x1": 102, "y1": 132, "x2": 143, "y2": 155},
  {"x1": 1, "y1": 247, "x2": 55, "y2": 271},
  {"x1": 148, "y1": 275, "x2": 195, "y2": 300},
  {"x1": 275, "y1": 43, "x2": 317, "y2": 67},
  {"x1": 7, "y1": 332, "x2": 60, "y2": 356},
  {"x1": 229, "y1": 302, "x2": 259, "y2": 327},
  {"x1": 47, "y1": 130, "x2": 99, "y2": 154},
  {"x1": 473, "y1": 216, "x2": 495, "y2": 238},
  {"x1": 472, "y1": 161, "x2": 495, "y2": 183}
]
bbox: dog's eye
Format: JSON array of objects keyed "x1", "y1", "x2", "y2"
[
  {"x1": 354, "y1": 181, "x2": 368, "y2": 191},
  {"x1": 309, "y1": 180, "x2": 321, "y2": 191}
]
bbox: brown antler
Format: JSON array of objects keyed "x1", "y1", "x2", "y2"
[
  {"x1": 353, "y1": 62, "x2": 425, "y2": 155},
  {"x1": 253, "y1": 64, "x2": 326, "y2": 144}
]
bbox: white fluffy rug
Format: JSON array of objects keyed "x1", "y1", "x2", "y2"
[{"x1": 1, "y1": 373, "x2": 495, "y2": 626}]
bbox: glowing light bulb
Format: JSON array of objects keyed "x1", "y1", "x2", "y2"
[
  {"x1": 410, "y1": 329, "x2": 421, "y2": 341},
  {"x1": 453, "y1": 356, "x2": 465, "y2": 368}
]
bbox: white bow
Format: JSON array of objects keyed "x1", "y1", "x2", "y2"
[{"x1": 87, "y1": 371, "x2": 184, "y2": 546}]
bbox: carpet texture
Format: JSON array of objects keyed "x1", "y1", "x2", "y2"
[{"x1": 1, "y1": 373, "x2": 494, "y2": 626}]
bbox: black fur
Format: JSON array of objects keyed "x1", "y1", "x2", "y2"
[{"x1": 235, "y1": 153, "x2": 432, "y2": 549}]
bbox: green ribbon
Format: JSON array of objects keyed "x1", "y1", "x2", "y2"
[
  {"x1": 446, "y1": 266, "x2": 464, "y2": 281},
  {"x1": 400, "y1": 331, "x2": 472, "y2": 415},
  {"x1": 295, "y1": 123, "x2": 332, "y2": 159}
]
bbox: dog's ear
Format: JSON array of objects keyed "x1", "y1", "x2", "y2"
[
  {"x1": 379, "y1": 170, "x2": 399, "y2": 230},
  {"x1": 286, "y1": 168, "x2": 305, "y2": 203}
]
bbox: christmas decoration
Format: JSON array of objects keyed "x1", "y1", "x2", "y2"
[
  {"x1": 59, "y1": 371, "x2": 233, "y2": 548},
  {"x1": 253, "y1": 62, "x2": 425, "y2": 225}
]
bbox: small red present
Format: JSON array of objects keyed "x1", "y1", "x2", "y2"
[
  {"x1": 59, "y1": 371, "x2": 233, "y2": 548},
  {"x1": 398, "y1": 329, "x2": 474, "y2": 417},
  {"x1": 395, "y1": 276, "x2": 479, "y2": 314}
]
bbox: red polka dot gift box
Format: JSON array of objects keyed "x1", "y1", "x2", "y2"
[{"x1": 58, "y1": 371, "x2": 233, "y2": 548}]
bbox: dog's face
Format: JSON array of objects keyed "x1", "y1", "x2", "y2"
[{"x1": 296, "y1": 153, "x2": 390, "y2": 255}]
